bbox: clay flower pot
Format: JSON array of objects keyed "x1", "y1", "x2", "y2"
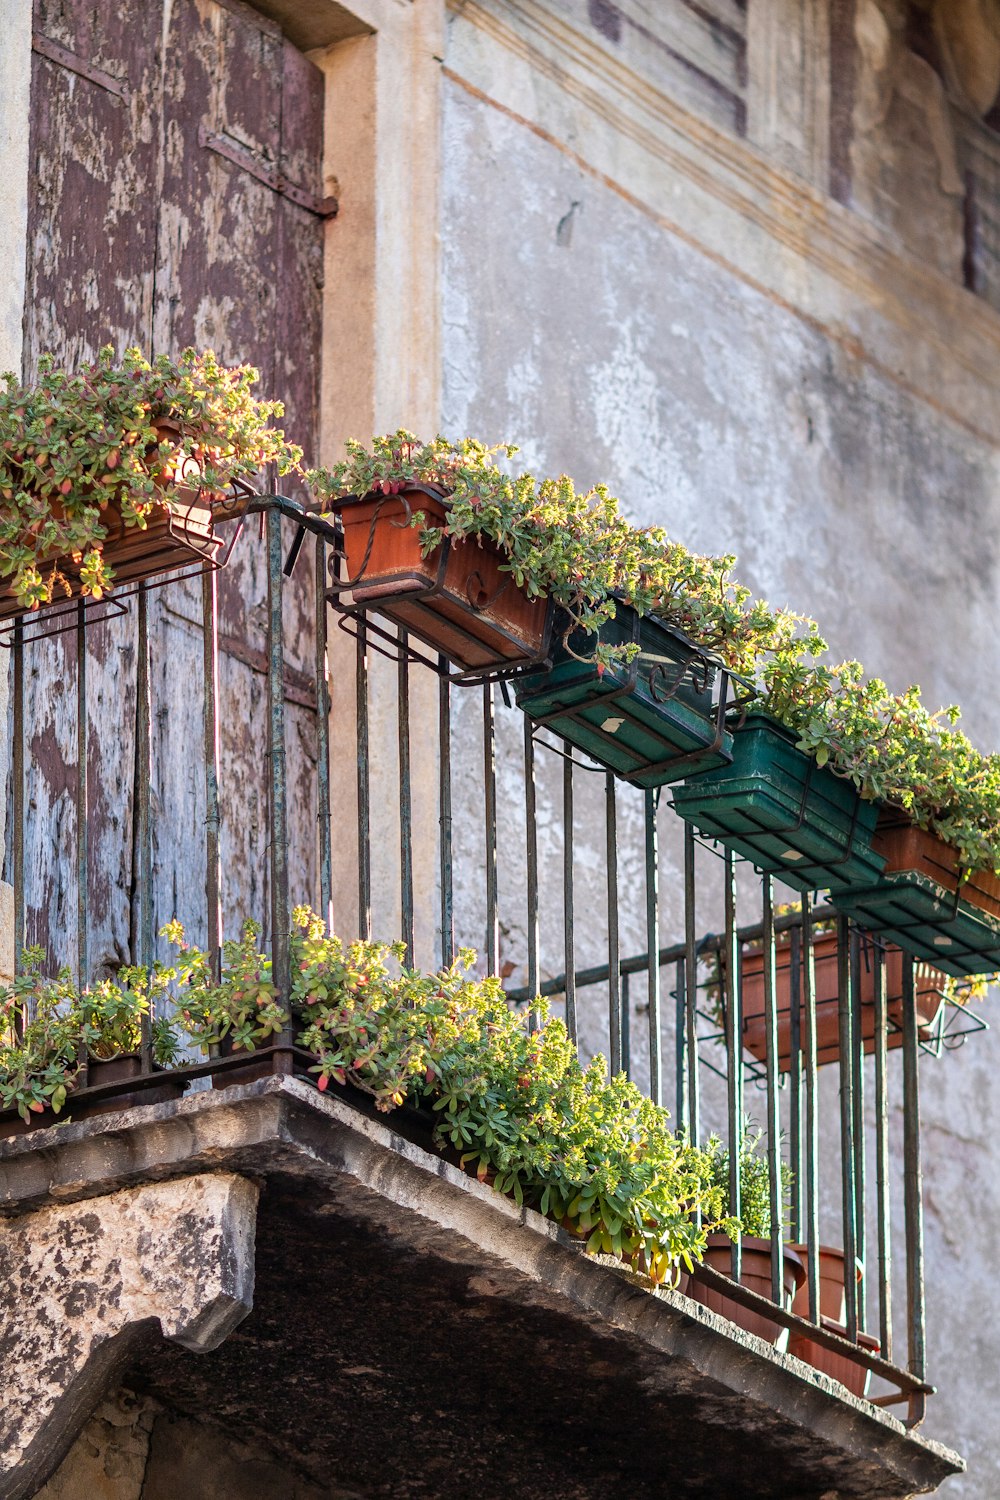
[
  {"x1": 75, "y1": 1052, "x2": 184, "y2": 1116},
  {"x1": 737, "y1": 933, "x2": 945, "y2": 1070},
  {"x1": 331, "y1": 485, "x2": 550, "y2": 676},
  {"x1": 682, "y1": 1234, "x2": 805, "y2": 1348},
  {"x1": 787, "y1": 1244, "x2": 879, "y2": 1397},
  {"x1": 834, "y1": 809, "x2": 1000, "y2": 977}
]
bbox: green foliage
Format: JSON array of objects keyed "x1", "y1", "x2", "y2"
[
  {"x1": 0, "y1": 346, "x2": 301, "y2": 610},
  {"x1": 307, "y1": 432, "x2": 811, "y2": 676},
  {"x1": 760, "y1": 652, "x2": 1000, "y2": 876},
  {"x1": 703, "y1": 1128, "x2": 792, "y2": 1240},
  {"x1": 165, "y1": 917, "x2": 289, "y2": 1054}
]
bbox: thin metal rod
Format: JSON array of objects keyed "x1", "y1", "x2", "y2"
[
  {"x1": 201, "y1": 568, "x2": 222, "y2": 983},
  {"x1": 789, "y1": 923, "x2": 803, "y2": 1238},
  {"x1": 398, "y1": 629, "x2": 413, "y2": 965},
  {"x1": 645, "y1": 790, "x2": 661, "y2": 1105},
  {"x1": 675, "y1": 956, "x2": 688, "y2": 1132},
  {"x1": 356, "y1": 617, "x2": 371, "y2": 941},
  {"x1": 265, "y1": 506, "x2": 290, "y2": 1027},
  {"x1": 838, "y1": 913, "x2": 859, "y2": 1342},
  {"x1": 902, "y1": 951, "x2": 926, "y2": 1396},
  {"x1": 802, "y1": 895, "x2": 821, "y2": 1326},
  {"x1": 76, "y1": 601, "x2": 88, "y2": 990},
  {"x1": 563, "y1": 755, "x2": 576, "y2": 1042},
  {"x1": 683, "y1": 823, "x2": 699, "y2": 1142},
  {"x1": 525, "y1": 715, "x2": 539, "y2": 1027},
  {"x1": 315, "y1": 537, "x2": 333, "y2": 933},
  {"x1": 12, "y1": 617, "x2": 23, "y2": 981},
  {"x1": 874, "y1": 935, "x2": 893, "y2": 1363},
  {"x1": 484, "y1": 683, "x2": 498, "y2": 974},
  {"x1": 724, "y1": 849, "x2": 741, "y2": 1283},
  {"x1": 762, "y1": 875, "x2": 783, "y2": 1305},
  {"x1": 136, "y1": 586, "x2": 153, "y2": 1067},
  {"x1": 851, "y1": 928, "x2": 867, "y2": 1326},
  {"x1": 438, "y1": 657, "x2": 454, "y2": 966},
  {"x1": 606, "y1": 773, "x2": 622, "y2": 1075}
]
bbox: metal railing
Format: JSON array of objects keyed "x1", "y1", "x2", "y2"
[{"x1": 3, "y1": 498, "x2": 984, "y2": 1426}]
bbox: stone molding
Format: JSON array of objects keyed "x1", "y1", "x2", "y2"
[
  {"x1": 0, "y1": 1172, "x2": 258, "y2": 1500},
  {"x1": 444, "y1": 0, "x2": 1000, "y2": 447}
]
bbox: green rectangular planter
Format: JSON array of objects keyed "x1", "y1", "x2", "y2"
[
  {"x1": 513, "y1": 608, "x2": 733, "y2": 790},
  {"x1": 832, "y1": 877, "x2": 1000, "y2": 978},
  {"x1": 670, "y1": 713, "x2": 885, "y2": 892}
]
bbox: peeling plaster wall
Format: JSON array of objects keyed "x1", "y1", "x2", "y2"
[{"x1": 439, "y1": 16, "x2": 1000, "y2": 1497}]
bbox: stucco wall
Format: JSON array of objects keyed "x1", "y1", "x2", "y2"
[{"x1": 439, "y1": 9, "x2": 1000, "y2": 1492}]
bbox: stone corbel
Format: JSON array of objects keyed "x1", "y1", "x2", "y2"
[{"x1": 0, "y1": 1172, "x2": 258, "y2": 1500}]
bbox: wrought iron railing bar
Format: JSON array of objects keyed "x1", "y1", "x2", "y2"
[
  {"x1": 684, "y1": 823, "x2": 699, "y2": 1142},
  {"x1": 802, "y1": 894, "x2": 820, "y2": 1327},
  {"x1": 356, "y1": 617, "x2": 371, "y2": 942},
  {"x1": 838, "y1": 913, "x2": 859, "y2": 1343},
  {"x1": 315, "y1": 537, "x2": 333, "y2": 933},
  {"x1": 675, "y1": 956, "x2": 688, "y2": 1132},
  {"x1": 724, "y1": 849, "x2": 741, "y2": 1282},
  {"x1": 265, "y1": 505, "x2": 290, "y2": 1036},
  {"x1": 136, "y1": 585, "x2": 154, "y2": 1068},
  {"x1": 438, "y1": 657, "x2": 454, "y2": 966},
  {"x1": 607, "y1": 773, "x2": 623, "y2": 1075},
  {"x1": 563, "y1": 756, "x2": 576, "y2": 1043},
  {"x1": 398, "y1": 629, "x2": 414, "y2": 966},
  {"x1": 762, "y1": 875, "x2": 783, "y2": 1304},
  {"x1": 484, "y1": 682, "x2": 498, "y2": 974},
  {"x1": 201, "y1": 568, "x2": 222, "y2": 984},
  {"x1": 644, "y1": 789, "x2": 661, "y2": 1105},
  {"x1": 12, "y1": 616, "x2": 24, "y2": 998},
  {"x1": 902, "y1": 950, "x2": 927, "y2": 1425},
  {"x1": 788, "y1": 922, "x2": 803, "y2": 1239},
  {"x1": 873, "y1": 933, "x2": 893, "y2": 1363},
  {"x1": 525, "y1": 715, "x2": 539, "y2": 1028},
  {"x1": 76, "y1": 601, "x2": 89, "y2": 994},
  {"x1": 850, "y1": 928, "x2": 867, "y2": 1331}
]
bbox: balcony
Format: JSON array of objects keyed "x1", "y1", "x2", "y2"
[{"x1": 0, "y1": 498, "x2": 968, "y2": 1498}]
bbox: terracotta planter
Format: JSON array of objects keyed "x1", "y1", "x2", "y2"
[
  {"x1": 737, "y1": 933, "x2": 946, "y2": 1069},
  {"x1": 787, "y1": 1245, "x2": 879, "y2": 1397},
  {"x1": 834, "y1": 809, "x2": 1000, "y2": 977},
  {"x1": 75, "y1": 1053, "x2": 185, "y2": 1116},
  {"x1": 333, "y1": 486, "x2": 550, "y2": 675},
  {"x1": 0, "y1": 420, "x2": 226, "y2": 622},
  {"x1": 211, "y1": 1038, "x2": 275, "y2": 1091},
  {"x1": 682, "y1": 1235, "x2": 805, "y2": 1348}
]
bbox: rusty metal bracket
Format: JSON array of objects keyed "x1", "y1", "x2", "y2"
[
  {"x1": 198, "y1": 125, "x2": 338, "y2": 219},
  {"x1": 31, "y1": 33, "x2": 129, "y2": 101}
]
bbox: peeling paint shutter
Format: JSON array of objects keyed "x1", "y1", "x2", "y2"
[{"x1": 22, "y1": 0, "x2": 325, "y2": 974}]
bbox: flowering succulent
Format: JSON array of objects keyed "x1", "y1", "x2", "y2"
[
  {"x1": 0, "y1": 346, "x2": 301, "y2": 610},
  {"x1": 163, "y1": 917, "x2": 289, "y2": 1054},
  {"x1": 307, "y1": 432, "x2": 811, "y2": 676}
]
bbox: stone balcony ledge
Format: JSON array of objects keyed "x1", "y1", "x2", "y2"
[{"x1": 0, "y1": 1077, "x2": 965, "y2": 1499}]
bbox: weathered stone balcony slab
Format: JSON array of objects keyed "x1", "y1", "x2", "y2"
[{"x1": 0, "y1": 1078, "x2": 964, "y2": 1499}]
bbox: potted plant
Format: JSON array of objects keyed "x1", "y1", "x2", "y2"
[
  {"x1": 0, "y1": 951, "x2": 80, "y2": 1136},
  {"x1": 73, "y1": 965, "x2": 184, "y2": 1112},
  {"x1": 681, "y1": 1131, "x2": 804, "y2": 1348},
  {"x1": 0, "y1": 345, "x2": 301, "y2": 619},
  {"x1": 709, "y1": 910, "x2": 965, "y2": 1070},
  {"x1": 165, "y1": 917, "x2": 290, "y2": 1089},
  {"x1": 785, "y1": 1245, "x2": 879, "y2": 1396},
  {"x1": 310, "y1": 435, "x2": 805, "y2": 789},
  {"x1": 753, "y1": 656, "x2": 1000, "y2": 972}
]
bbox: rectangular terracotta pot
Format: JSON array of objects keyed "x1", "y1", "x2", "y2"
[
  {"x1": 334, "y1": 487, "x2": 550, "y2": 675},
  {"x1": 737, "y1": 932, "x2": 945, "y2": 1069}
]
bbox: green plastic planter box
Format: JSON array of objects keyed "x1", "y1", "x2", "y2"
[
  {"x1": 831, "y1": 820, "x2": 1000, "y2": 977},
  {"x1": 670, "y1": 713, "x2": 885, "y2": 893},
  {"x1": 513, "y1": 607, "x2": 733, "y2": 790}
]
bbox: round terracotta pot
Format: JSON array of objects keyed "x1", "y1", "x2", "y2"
[
  {"x1": 786, "y1": 1244, "x2": 878, "y2": 1396},
  {"x1": 682, "y1": 1234, "x2": 805, "y2": 1349}
]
